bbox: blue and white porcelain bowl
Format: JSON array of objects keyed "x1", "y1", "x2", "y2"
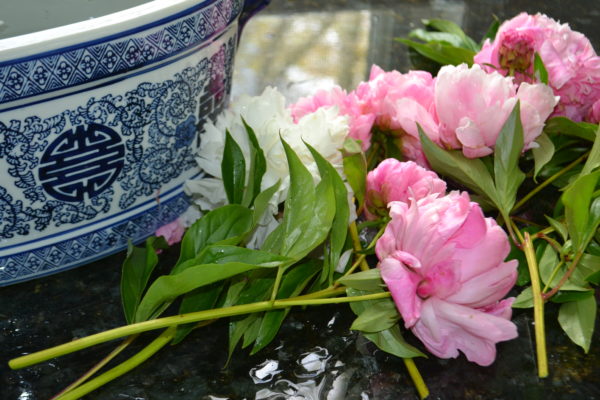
[{"x1": 0, "y1": 0, "x2": 267, "y2": 285}]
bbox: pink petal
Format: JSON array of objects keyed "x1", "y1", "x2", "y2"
[
  {"x1": 379, "y1": 256, "x2": 423, "y2": 328},
  {"x1": 412, "y1": 298, "x2": 518, "y2": 366}
]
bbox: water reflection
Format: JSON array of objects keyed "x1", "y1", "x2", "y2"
[{"x1": 232, "y1": 11, "x2": 371, "y2": 101}]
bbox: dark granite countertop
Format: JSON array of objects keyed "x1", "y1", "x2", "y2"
[{"x1": 2, "y1": 1, "x2": 600, "y2": 399}]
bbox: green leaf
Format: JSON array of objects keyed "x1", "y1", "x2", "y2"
[
  {"x1": 338, "y1": 269, "x2": 384, "y2": 291},
  {"x1": 262, "y1": 139, "x2": 336, "y2": 260},
  {"x1": 538, "y1": 244, "x2": 559, "y2": 288},
  {"x1": 135, "y1": 250, "x2": 287, "y2": 322},
  {"x1": 494, "y1": 102, "x2": 526, "y2": 214},
  {"x1": 562, "y1": 170, "x2": 600, "y2": 251},
  {"x1": 120, "y1": 236, "x2": 168, "y2": 324},
  {"x1": 396, "y1": 38, "x2": 475, "y2": 66},
  {"x1": 532, "y1": 133, "x2": 555, "y2": 181},
  {"x1": 574, "y1": 253, "x2": 600, "y2": 286},
  {"x1": 241, "y1": 118, "x2": 267, "y2": 208},
  {"x1": 409, "y1": 29, "x2": 464, "y2": 48},
  {"x1": 252, "y1": 261, "x2": 321, "y2": 353},
  {"x1": 512, "y1": 286, "x2": 533, "y2": 308},
  {"x1": 171, "y1": 283, "x2": 223, "y2": 345},
  {"x1": 252, "y1": 181, "x2": 281, "y2": 227},
  {"x1": 228, "y1": 314, "x2": 259, "y2": 362},
  {"x1": 550, "y1": 290, "x2": 594, "y2": 303},
  {"x1": 533, "y1": 53, "x2": 549, "y2": 84},
  {"x1": 227, "y1": 276, "x2": 274, "y2": 360},
  {"x1": 343, "y1": 150, "x2": 367, "y2": 211},
  {"x1": 580, "y1": 124, "x2": 600, "y2": 176},
  {"x1": 480, "y1": 17, "x2": 500, "y2": 44},
  {"x1": 306, "y1": 143, "x2": 350, "y2": 285},
  {"x1": 545, "y1": 216, "x2": 568, "y2": 242},
  {"x1": 418, "y1": 126, "x2": 500, "y2": 206},
  {"x1": 350, "y1": 301, "x2": 399, "y2": 333},
  {"x1": 242, "y1": 315, "x2": 262, "y2": 349},
  {"x1": 175, "y1": 205, "x2": 253, "y2": 272},
  {"x1": 363, "y1": 326, "x2": 425, "y2": 358},
  {"x1": 558, "y1": 295, "x2": 597, "y2": 353},
  {"x1": 544, "y1": 117, "x2": 598, "y2": 142},
  {"x1": 421, "y1": 18, "x2": 479, "y2": 51},
  {"x1": 221, "y1": 130, "x2": 246, "y2": 205}
]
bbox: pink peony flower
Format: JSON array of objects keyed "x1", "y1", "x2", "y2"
[
  {"x1": 475, "y1": 12, "x2": 600, "y2": 122},
  {"x1": 435, "y1": 64, "x2": 557, "y2": 158},
  {"x1": 290, "y1": 86, "x2": 375, "y2": 151},
  {"x1": 155, "y1": 218, "x2": 186, "y2": 246},
  {"x1": 364, "y1": 159, "x2": 446, "y2": 220},
  {"x1": 356, "y1": 66, "x2": 440, "y2": 164},
  {"x1": 375, "y1": 191, "x2": 518, "y2": 366}
]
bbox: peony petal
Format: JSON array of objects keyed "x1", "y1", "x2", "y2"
[
  {"x1": 412, "y1": 298, "x2": 518, "y2": 366},
  {"x1": 379, "y1": 257, "x2": 423, "y2": 328},
  {"x1": 444, "y1": 260, "x2": 518, "y2": 307}
]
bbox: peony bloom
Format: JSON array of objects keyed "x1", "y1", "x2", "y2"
[
  {"x1": 364, "y1": 159, "x2": 446, "y2": 220},
  {"x1": 289, "y1": 86, "x2": 375, "y2": 151},
  {"x1": 355, "y1": 65, "x2": 440, "y2": 165},
  {"x1": 435, "y1": 64, "x2": 557, "y2": 158},
  {"x1": 475, "y1": 12, "x2": 600, "y2": 122},
  {"x1": 187, "y1": 87, "x2": 349, "y2": 211},
  {"x1": 289, "y1": 65, "x2": 440, "y2": 165},
  {"x1": 375, "y1": 192, "x2": 518, "y2": 366}
]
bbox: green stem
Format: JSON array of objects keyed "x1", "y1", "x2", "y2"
[
  {"x1": 50, "y1": 334, "x2": 138, "y2": 399},
  {"x1": 55, "y1": 328, "x2": 175, "y2": 400},
  {"x1": 512, "y1": 151, "x2": 590, "y2": 214},
  {"x1": 523, "y1": 232, "x2": 548, "y2": 378},
  {"x1": 271, "y1": 266, "x2": 285, "y2": 301},
  {"x1": 9, "y1": 292, "x2": 389, "y2": 370},
  {"x1": 349, "y1": 221, "x2": 370, "y2": 272},
  {"x1": 403, "y1": 358, "x2": 429, "y2": 399}
]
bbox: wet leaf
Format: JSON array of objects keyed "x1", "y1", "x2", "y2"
[
  {"x1": 241, "y1": 118, "x2": 266, "y2": 208},
  {"x1": 363, "y1": 326, "x2": 425, "y2": 358},
  {"x1": 544, "y1": 117, "x2": 597, "y2": 142},
  {"x1": 222, "y1": 130, "x2": 246, "y2": 205},
  {"x1": 175, "y1": 205, "x2": 253, "y2": 273},
  {"x1": 532, "y1": 133, "x2": 555, "y2": 181},
  {"x1": 558, "y1": 295, "x2": 597, "y2": 353},
  {"x1": 350, "y1": 301, "x2": 399, "y2": 333},
  {"x1": 135, "y1": 249, "x2": 287, "y2": 322},
  {"x1": 121, "y1": 236, "x2": 168, "y2": 324},
  {"x1": 533, "y1": 53, "x2": 548, "y2": 84},
  {"x1": 396, "y1": 38, "x2": 475, "y2": 66},
  {"x1": 512, "y1": 286, "x2": 533, "y2": 309},
  {"x1": 419, "y1": 126, "x2": 499, "y2": 207},
  {"x1": 421, "y1": 18, "x2": 479, "y2": 51},
  {"x1": 494, "y1": 103, "x2": 525, "y2": 214},
  {"x1": 562, "y1": 170, "x2": 600, "y2": 251},
  {"x1": 252, "y1": 261, "x2": 321, "y2": 353},
  {"x1": 338, "y1": 269, "x2": 384, "y2": 291},
  {"x1": 306, "y1": 143, "x2": 350, "y2": 285}
]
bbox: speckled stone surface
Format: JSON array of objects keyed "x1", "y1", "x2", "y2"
[{"x1": 2, "y1": 1, "x2": 600, "y2": 399}]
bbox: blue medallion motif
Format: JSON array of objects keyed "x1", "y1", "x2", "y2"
[{"x1": 39, "y1": 123, "x2": 125, "y2": 202}]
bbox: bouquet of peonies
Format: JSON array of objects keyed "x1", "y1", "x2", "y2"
[{"x1": 9, "y1": 12, "x2": 600, "y2": 399}]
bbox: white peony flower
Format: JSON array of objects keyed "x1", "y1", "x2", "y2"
[{"x1": 185, "y1": 86, "x2": 350, "y2": 212}]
